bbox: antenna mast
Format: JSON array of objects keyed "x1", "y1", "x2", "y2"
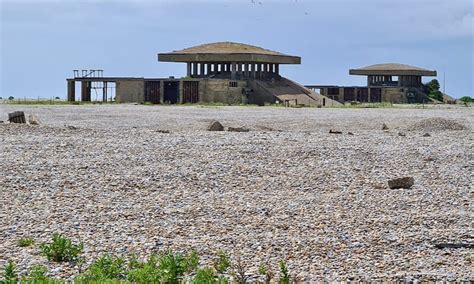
[{"x1": 443, "y1": 71, "x2": 446, "y2": 94}]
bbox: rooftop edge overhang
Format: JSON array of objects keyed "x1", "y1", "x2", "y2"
[
  {"x1": 349, "y1": 69, "x2": 437, "y2": 76},
  {"x1": 158, "y1": 53, "x2": 301, "y2": 64}
]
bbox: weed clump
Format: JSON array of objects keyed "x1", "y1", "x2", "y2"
[
  {"x1": 1, "y1": 261, "x2": 18, "y2": 283},
  {"x1": 17, "y1": 237, "x2": 34, "y2": 247},
  {"x1": 2, "y1": 237, "x2": 292, "y2": 284},
  {"x1": 40, "y1": 233, "x2": 83, "y2": 262}
]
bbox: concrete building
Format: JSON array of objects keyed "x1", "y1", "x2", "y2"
[
  {"x1": 307, "y1": 63, "x2": 438, "y2": 104},
  {"x1": 66, "y1": 42, "x2": 339, "y2": 107}
]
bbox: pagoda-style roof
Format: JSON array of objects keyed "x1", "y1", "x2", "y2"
[
  {"x1": 349, "y1": 63, "x2": 437, "y2": 76},
  {"x1": 158, "y1": 42, "x2": 301, "y2": 64}
]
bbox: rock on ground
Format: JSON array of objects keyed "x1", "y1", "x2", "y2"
[
  {"x1": 387, "y1": 177, "x2": 415, "y2": 189},
  {"x1": 228, "y1": 126, "x2": 250, "y2": 132},
  {"x1": 28, "y1": 114, "x2": 40, "y2": 125},
  {"x1": 207, "y1": 120, "x2": 224, "y2": 131}
]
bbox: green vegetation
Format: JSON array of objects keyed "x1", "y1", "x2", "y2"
[
  {"x1": 17, "y1": 237, "x2": 34, "y2": 247},
  {"x1": 76, "y1": 255, "x2": 125, "y2": 282},
  {"x1": 40, "y1": 234, "x2": 83, "y2": 262},
  {"x1": 2, "y1": 236, "x2": 293, "y2": 283},
  {"x1": 0, "y1": 97, "x2": 117, "y2": 105},
  {"x1": 459, "y1": 96, "x2": 474, "y2": 103},
  {"x1": 22, "y1": 265, "x2": 56, "y2": 283},
  {"x1": 77, "y1": 250, "x2": 214, "y2": 283},
  {"x1": 2, "y1": 99, "x2": 82, "y2": 105},
  {"x1": 333, "y1": 102, "x2": 394, "y2": 108},
  {"x1": 1, "y1": 262, "x2": 59, "y2": 284},
  {"x1": 1, "y1": 261, "x2": 18, "y2": 284},
  {"x1": 213, "y1": 250, "x2": 231, "y2": 273},
  {"x1": 279, "y1": 261, "x2": 291, "y2": 284},
  {"x1": 425, "y1": 79, "x2": 443, "y2": 101},
  {"x1": 258, "y1": 263, "x2": 273, "y2": 284}
]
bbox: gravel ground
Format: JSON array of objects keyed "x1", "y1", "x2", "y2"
[{"x1": 0, "y1": 104, "x2": 473, "y2": 282}]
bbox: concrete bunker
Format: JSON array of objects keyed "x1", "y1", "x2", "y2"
[
  {"x1": 306, "y1": 63, "x2": 438, "y2": 104},
  {"x1": 66, "y1": 42, "x2": 339, "y2": 107}
]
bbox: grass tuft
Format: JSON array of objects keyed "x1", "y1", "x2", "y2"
[
  {"x1": 17, "y1": 237, "x2": 34, "y2": 247},
  {"x1": 40, "y1": 233, "x2": 83, "y2": 262}
]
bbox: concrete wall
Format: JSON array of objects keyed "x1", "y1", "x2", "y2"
[
  {"x1": 116, "y1": 80, "x2": 145, "y2": 103},
  {"x1": 248, "y1": 80, "x2": 278, "y2": 106},
  {"x1": 382, "y1": 87, "x2": 407, "y2": 103},
  {"x1": 199, "y1": 79, "x2": 247, "y2": 104}
]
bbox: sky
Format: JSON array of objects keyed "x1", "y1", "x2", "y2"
[{"x1": 1, "y1": 0, "x2": 473, "y2": 99}]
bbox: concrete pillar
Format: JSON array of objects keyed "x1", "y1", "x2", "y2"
[
  {"x1": 187, "y1": 63, "x2": 191, "y2": 77},
  {"x1": 200, "y1": 63, "x2": 205, "y2": 77},
  {"x1": 213, "y1": 63, "x2": 218, "y2": 74},
  {"x1": 102, "y1": 82, "x2": 107, "y2": 102},
  {"x1": 368, "y1": 88, "x2": 371, "y2": 102},
  {"x1": 81, "y1": 81, "x2": 91, "y2": 101},
  {"x1": 67, "y1": 80, "x2": 75, "y2": 101},
  {"x1": 251, "y1": 64, "x2": 256, "y2": 79},
  {"x1": 231, "y1": 62, "x2": 236, "y2": 80},
  {"x1": 159, "y1": 80, "x2": 164, "y2": 104},
  {"x1": 179, "y1": 80, "x2": 184, "y2": 104},
  {"x1": 339, "y1": 87, "x2": 345, "y2": 102},
  {"x1": 206, "y1": 63, "x2": 212, "y2": 75},
  {"x1": 236, "y1": 63, "x2": 241, "y2": 78},
  {"x1": 257, "y1": 64, "x2": 261, "y2": 79},
  {"x1": 192, "y1": 63, "x2": 198, "y2": 77},
  {"x1": 275, "y1": 64, "x2": 280, "y2": 76},
  {"x1": 80, "y1": 81, "x2": 86, "y2": 101}
]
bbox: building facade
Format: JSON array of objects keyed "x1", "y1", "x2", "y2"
[
  {"x1": 306, "y1": 63, "x2": 438, "y2": 104},
  {"x1": 66, "y1": 42, "x2": 339, "y2": 107}
]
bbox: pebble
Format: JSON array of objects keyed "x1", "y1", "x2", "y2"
[{"x1": 0, "y1": 104, "x2": 472, "y2": 282}]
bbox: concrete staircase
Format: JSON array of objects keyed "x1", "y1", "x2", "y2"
[{"x1": 249, "y1": 77, "x2": 341, "y2": 107}]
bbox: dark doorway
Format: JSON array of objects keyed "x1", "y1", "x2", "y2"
[
  {"x1": 343, "y1": 88, "x2": 355, "y2": 102},
  {"x1": 370, "y1": 88, "x2": 382, "y2": 102},
  {"x1": 359, "y1": 88, "x2": 369, "y2": 102},
  {"x1": 183, "y1": 81, "x2": 199, "y2": 103},
  {"x1": 164, "y1": 81, "x2": 179, "y2": 104},
  {"x1": 145, "y1": 81, "x2": 161, "y2": 104}
]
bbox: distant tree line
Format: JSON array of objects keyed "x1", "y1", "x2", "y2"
[
  {"x1": 423, "y1": 79, "x2": 473, "y2": 103},
  {"x1": 459, "y1": 96, "x2": 474, "y2": 103}
]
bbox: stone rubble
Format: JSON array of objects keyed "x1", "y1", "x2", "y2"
[
  {"x1": 387, "y1": 177, "x2": 415, "y2": 189},
  {"x1": 408, "y1": 117, "x2": 468, "y2": 132},
  {"x1": 228, "y1": 127, "x2": 250, "y2": 132},
  {"x1": 28, "y1": 114, "x2": 41, "y2": 126},
  {"x1": 207, "y1": 121, "x2": 224, "y2": 131},
  {"x1": 0, "y1": 105, "x2": 472, "y2": 282}
]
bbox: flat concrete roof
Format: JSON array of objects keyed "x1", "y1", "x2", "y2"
[
  {"x1": 349, "y1": 63, "x2": 437, "y2": 76},
  {"x1": 67, "y1": 77, "x2": 204, "y2": 82},
  {"x1": 158, "y1": 42, "x2": 301, "y2": 64},
  {"x1": 67, "y1": 77, "x2": 144, "y2": 82}
]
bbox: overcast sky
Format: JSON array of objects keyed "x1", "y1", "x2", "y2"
[{"x1": 1, "y1": 0, "x2": 473, "y2": 99}]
